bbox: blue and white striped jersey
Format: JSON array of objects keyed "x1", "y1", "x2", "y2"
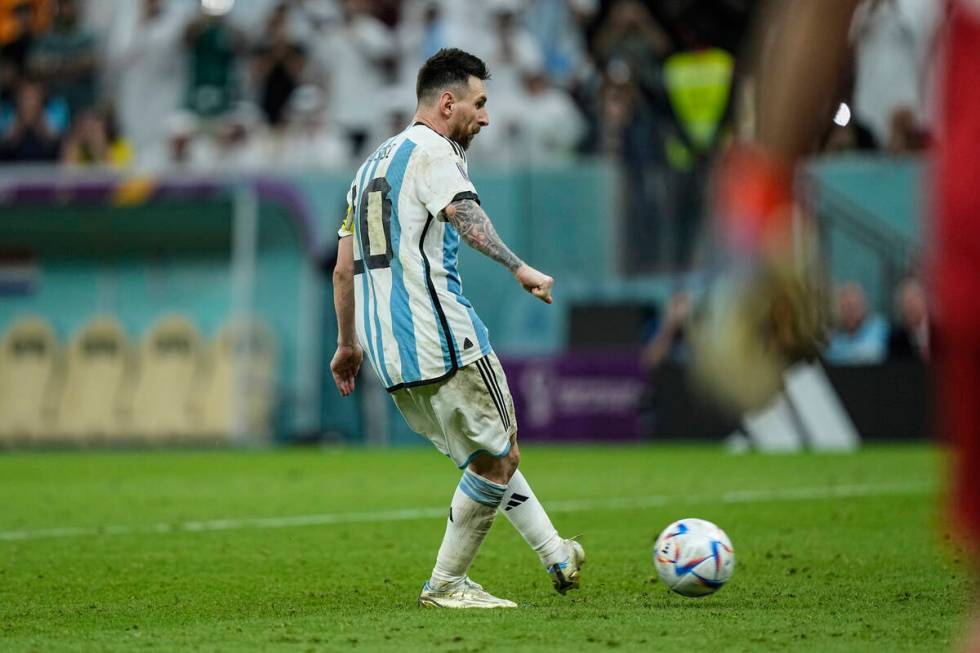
[{"x1": 338, "y1": 123, "x2": 492, "y2": 391}]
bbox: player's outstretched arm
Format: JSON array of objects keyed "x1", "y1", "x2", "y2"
[
  {"x1": 444, "y1": 199, "x2": 554, "y2": 304},
  {"x1": 331, "y1": 235, "x2": 362, "y2": 396}
]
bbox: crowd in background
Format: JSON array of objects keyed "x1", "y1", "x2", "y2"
[
  {"x1": 823, "y1": 276, "x2": 930, "y2": 365},
  {"x1": 0, "y1": 0, "x2": 940, "y2": 168},
  {"x1": 0, "y1": 0, "x2": 940, "y2": 271},
  {"x1": 642, "y1": 273, "x2": 930, "y2": 374},
  {"x1": 0, "y1": 0, "x2": 628, "y2": 172}
]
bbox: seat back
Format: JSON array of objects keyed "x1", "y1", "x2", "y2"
[
  {"x1": 56, "y1": 317, "x2": 133, "y2": 442},
  {"x1": 0, "y1": 316, "x2": 60, "y2": 442},
  {"x1": 130, "y1": 315, "x2": 204, "y2": 441},
  {"x1": 194, "y1": 320, "x2": 277, "y2": 440}
]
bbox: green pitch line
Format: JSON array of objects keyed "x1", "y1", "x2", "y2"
[{"x1": 0, "y1": 444, "x2": 967, "y2": 652}]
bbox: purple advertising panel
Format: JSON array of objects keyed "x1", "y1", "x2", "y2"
[{"x1": 500, "y1": 352, "x2": 647, "y2": 442}]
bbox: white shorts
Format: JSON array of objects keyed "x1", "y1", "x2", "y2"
[{"x1": 392, "y1": 353, "x2": 517, "y2": 468}]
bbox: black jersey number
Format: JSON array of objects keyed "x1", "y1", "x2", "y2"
[{"x1": 358, "y1": 177, "x2": 393, "y2": 270}]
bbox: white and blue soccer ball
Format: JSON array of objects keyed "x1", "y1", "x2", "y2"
[{"x1": 653, "y1": 518, "x2": 735, "y2": 597}]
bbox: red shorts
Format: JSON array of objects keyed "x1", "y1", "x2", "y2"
[{"x1": 934, "y1": 5, "x2": 980, "y2": 545}]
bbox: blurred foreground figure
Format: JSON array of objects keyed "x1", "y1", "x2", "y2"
[
  {"x1": 330, "y1": 48, "x2": 583, "y2": 609},
  {"x1": 701, "y1": 1, "x2": 980, "y2": 648}
]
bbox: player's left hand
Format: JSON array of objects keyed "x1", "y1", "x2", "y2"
[
  {"x1": 331, "y1": 344, "x2": 363, "y2": 396},
  {"x1": 514, "y1": 264, "x2": 554, "y2": 304}
]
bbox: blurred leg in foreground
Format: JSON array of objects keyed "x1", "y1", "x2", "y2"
[{"x1": 705, "y1": 1, "x2": 980, "y2": 648}]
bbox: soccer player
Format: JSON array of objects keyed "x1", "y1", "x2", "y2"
[
  {"x1": 329, "y1": 48, "x2": 585, "y2": 609},
  {"x1": 707, "y1": 1, "x2": 980, "y2": 649}
]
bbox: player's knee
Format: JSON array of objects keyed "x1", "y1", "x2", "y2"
[
  {"x1": 469, "y1": 448, "x2": 518, "y2": 485},
  {"x1": 504, "y1": 446, "x2": 520, "y2": 476},
  {"x1": 494, "y1": 446, "x2": 520, "y2": 483}
]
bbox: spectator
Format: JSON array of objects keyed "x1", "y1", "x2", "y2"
[
  {"x1": 888, "y1": 276, "x2": 930, "y2": 360},
  {"x1": 588, "y1": 1, "x2": 678, "y2": 271},
  {"x1": 365, "y1": 85, "x2": 414, "y2": 158},
  {"x1": 513, "y1": 69, "x2": 586, "y2": 162},
  {"x1": 825, "y1": 282, "x2": 889, "y2": 365},
  {"x1": 251, "y1": 2, "x2": 306, "y2": 127},
  {"x1": 134, "y1": 107, "x2": 217, "y2": 173},
  {"x1": 592, "y1": 0, "x2": 670, "y2": 98},
  {"x1": 0, "y1": 0, "x2": 52, "y2": 100},
  {"x1": 60, "y1": 106, "x2": 131, "y2": 168},
  {"x1": 660, "y1": 47, "x2": 735, "y2": 268},
  {"x1": 637, "y1": 287, "x2": 739, "y2": 439},
  {"x1": 163, "y1": 109, "x2": 213, "y2": 172},
  {"x1": 850, "y1": 0, "x2": 940, "y2": 152},
  {"x1": 585, "y1": 57, "x2": 673, "y2": 271},
  {"x1": 437, "y1": 0, "x2": 498, "y2": 43},
  {"x1": 0, "y1": 77, "x2": 60, "y2": 161},
  {"x1": 592, "y1": 60, "x2": 637, "y2": 159},
  {"x1": 107, "y1": 0, "x2": 191, "y2": 169},
  {"x1": 79, "y1": 0, "x2": 115, "y2": 46},
  {"x1": 479, "y1": 1, "x2": 545, "y2": 107},
  {"x1": 183, "y1": 5, "x2": 245, "y2": 119},
  {"x1": 212, "y1": 102, "x2": 269, "y2": 172},
  {"x1": 526, "y1": 0, "x2": 597, "y2": 87},
  {"x1": 284, "y1": 0, "x2": 340, "y2": 89},
  {"x1": 464, "y1": 4, "x2": 568, "y2": 164},
  {"x1": 397, "y1": 1, "x2": 451, "y2": 86},
  {"x1": 28, "y1": 0, "x2": 96, "y2": 119},
  {"x1": 222, "y1": 0, "x2": 283, "y2": 42},
  {"x1": 269, "y1": 84, "x2": 349, "y2": 170},
  {"x1": 641, "y1": 290, "x2": 691, "y2": 370},
  {"x1": 310, "y1": 0, "x2": 396, "y2": 159}
]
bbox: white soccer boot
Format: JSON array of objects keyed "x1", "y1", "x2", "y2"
[
  {"x1": 548, "y1": 538, "x2": 586, "y2": 595},
  {"x1": 418, "y1": 577, "x2": 517, "y2": 609}
]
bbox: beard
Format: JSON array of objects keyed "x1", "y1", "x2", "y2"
[{"x1": 451, "y1": 126, "x2": 477, "y2": 150}]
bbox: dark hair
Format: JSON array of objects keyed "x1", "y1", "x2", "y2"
[{"x1": 416, "y1": 48, "x2": 490, "y2": 102}]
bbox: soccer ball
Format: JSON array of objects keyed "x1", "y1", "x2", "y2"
[{"x1": 653, "y1": 518, "x2": 735, "y2": 597}]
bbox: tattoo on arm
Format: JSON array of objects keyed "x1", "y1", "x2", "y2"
[{"x1": 445, "y1": 199, "x2": 524, "y2": 272}]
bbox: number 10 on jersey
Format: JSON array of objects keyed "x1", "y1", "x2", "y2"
[{"x1": 357, "y1": 177, "x2": 393, "y2": 271}]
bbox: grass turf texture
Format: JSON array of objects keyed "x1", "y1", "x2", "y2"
[{"x1": 0, "y1": 444, "x2": 969, "y2": 652}]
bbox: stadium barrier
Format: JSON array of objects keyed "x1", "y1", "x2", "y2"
[
  {"x1": 372, "y1": 352, "x2": 929, "y2": 448},
  {"x1": 647, "y1": 361, "x2": 930, "y2": 442},
  {"x1": 503, "y1": 352, "x2": 647, "y2": 442}
]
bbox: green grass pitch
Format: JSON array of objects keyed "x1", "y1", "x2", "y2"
[{"x1": 0, "y1": 444, "x2": 969, "y2": 652}]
